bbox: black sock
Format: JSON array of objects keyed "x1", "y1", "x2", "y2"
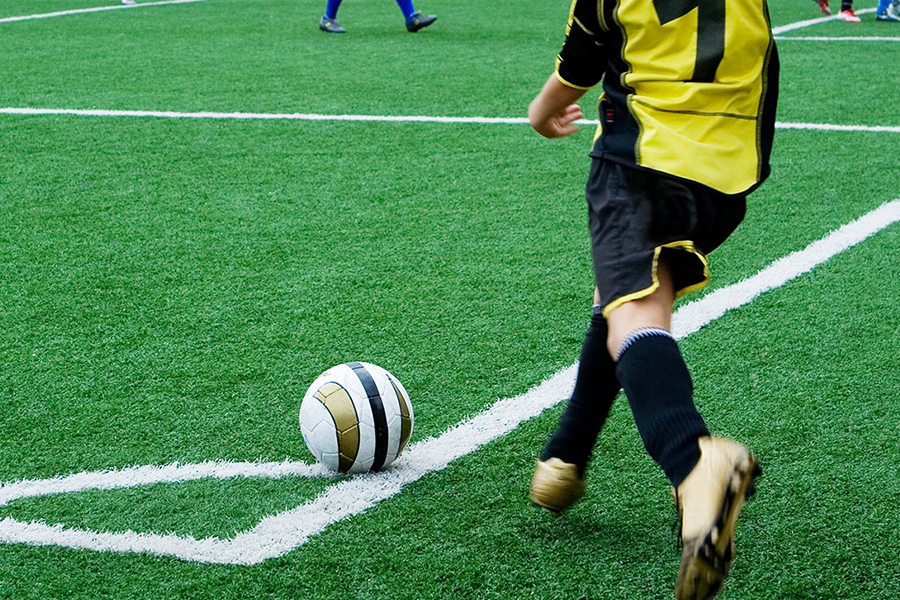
[
  {"x1": 841, "y1": 0, "x2": 852, "y2": 9},
  {"x1": 614, "y1": 330, "x2": 709, "y2": 487},
  {"x1": 541, "y1": 310, "x2": 620, "y2": 475}
]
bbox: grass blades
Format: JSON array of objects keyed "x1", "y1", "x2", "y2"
[{"x1": 0, "y1": 0, "x2": 898, "y2": 598}]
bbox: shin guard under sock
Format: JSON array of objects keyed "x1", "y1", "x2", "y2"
[
  {"x1": 541, "y1": 310, "x2": 620, "y2": 475},
  {"x1": 615, "y1": 330, "x2": 709, "y2": 487}
]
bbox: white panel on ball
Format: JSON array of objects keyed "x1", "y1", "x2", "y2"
[{"x1": 299, "y1": 362, "x2": 414, "y2": 474}]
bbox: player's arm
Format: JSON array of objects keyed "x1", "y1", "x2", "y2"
[
  {"x1": 529, "y1": 0, "x2": 606, "y2": 139},
  {"x1": 528, "y1": 76, "x2": 585, "y2": 139}
]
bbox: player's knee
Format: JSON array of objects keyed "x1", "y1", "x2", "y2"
[
  {"x1": 605, "y1": 298, "x2": 673, "y2": 359},
  {"x1": 606, "y1": 336, "x2": 620, "y2": 360}
]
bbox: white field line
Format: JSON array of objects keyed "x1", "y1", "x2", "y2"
[
  {"x1": 772, "y1": 7, "x2": 877, "y2": 34},
  {"x1": 671, "y1": 199, "x2": 900, "y2": 338},
  {"x1": 0, "y1": 460, "x2": 334, "y2": 507},
  {"x1": 776, "y1": 122, "x2": 900, "y2": 134},
  {"x1": 0, "y1": 0, "x2": 208, "y2": 24},
  {"x1": 1, "y1": 198, "x2": 899, "y2": 564},
  {"x1": 0, "y1": 107, "x2": 531, "y2": 124},
  {"x1": 1, "y1": 107, "x2": 899, "y2": 133},
  {"x1": 775, "y1": 36, "x2": 900, "y2": 42}
]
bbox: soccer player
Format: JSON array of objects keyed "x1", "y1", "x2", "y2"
[
  {"x1": 837, "y1": 1, "x2": 862, "y2": 21},
  {"x1": 877, "y1": 0, "x2": 900, "y2": 21},
  {"x1": 318, "y1": 0, "x2": 436, "y2": 33},
  {"x1": 814, "y1": 0, "x2": 863, "y2": 20},
  {"x1": 526, "y1": 1, "x2": 778, "y2": 599}
]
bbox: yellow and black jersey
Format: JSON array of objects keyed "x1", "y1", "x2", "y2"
[{"x1": 556, "y1": 0, "x2": 779, "y2": 196}]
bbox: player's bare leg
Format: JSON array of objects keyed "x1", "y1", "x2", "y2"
[
  {"x1": 605, "y1": 268, "x2": 675, "y2": 358},
  {"x1": 607, "y1": 258, "x2": 758, "y2": 600}
]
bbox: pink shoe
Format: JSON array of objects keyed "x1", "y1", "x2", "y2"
[
  {"x1": 838, "y1": 8, "x2": 862, "y2": 21},
  {"x1": 816, "y1": 0, "x2": 831, "y2": 14}
]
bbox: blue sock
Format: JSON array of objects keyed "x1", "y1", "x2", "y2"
[
  {"x1": 324, "y1": 0, "x2": 342, "y2": 19},
  {"x1": 395, "y1": 0, "x2": 416, "y2": 20},
  {"x1": 878, "y1": 0, "x2": 890, "y2": 11}
]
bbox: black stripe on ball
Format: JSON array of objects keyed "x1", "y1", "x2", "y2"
[{"x1": 347, "y1": 362, "x2": 389, "y2": 471}]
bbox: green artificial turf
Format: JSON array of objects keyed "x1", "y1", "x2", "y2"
[{"x1": 0, "y1": 0, "x2": 898, "y2": 598}]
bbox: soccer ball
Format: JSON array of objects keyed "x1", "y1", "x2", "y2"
[{"x1": 299, "y1": 362, "x2": 414, "y2": 473}]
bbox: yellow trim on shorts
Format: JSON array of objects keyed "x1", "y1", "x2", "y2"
[
  {"x1": 601, "y1": 240, "x2": 710, "y2": 318},
  {"x1": 565, "y1": 0, "x2": 577, "y2": 35},
  {"x1": 572, "y1": 15, "x2": 595, "y2": 35}
]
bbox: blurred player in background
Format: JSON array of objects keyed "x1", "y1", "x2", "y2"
[
  {"x1": 319, "y1": 0, "x2": 436, "y2": 33},
  {"x1": 526, "y1": 0, "x2": 778, "y2": 598},
  {"x1": 814, "y1": 0, "x2": 861, "y2": 21},
  {"x1": 877, "y1": 0, "x2": 900, "y2": 21},
  {"x1": 816, "y1": 0, "x2": 899, "y2": 22},
  {"x1": 836, "y1": 0, "x2": 861, "y2": 21}
]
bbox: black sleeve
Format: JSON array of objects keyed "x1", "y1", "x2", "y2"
[{"x1": 555, "y1": 0, "x2": 607, "y2": 90}]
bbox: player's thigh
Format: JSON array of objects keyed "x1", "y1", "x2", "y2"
[
  {"x1": 587, "y1": 160, "x2": 745, "y2": 351},
  {"x1": 605, "y1": 256, "x2": 677, "y2": 357},
  {"x1": 588, "y1": 161, "x2": 700, "y2": 315}
]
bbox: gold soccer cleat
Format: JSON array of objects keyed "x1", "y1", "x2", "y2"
[
  {"x1": 529, "y1": 458, "x2": 586, "y2": 513},
  {"x1": 674, "y1": 437, "x2": 761, "y2": 600}
]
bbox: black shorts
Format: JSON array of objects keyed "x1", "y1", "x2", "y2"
[{"x1": 587, "y1": 159, "x2": 746, "y2": 318}]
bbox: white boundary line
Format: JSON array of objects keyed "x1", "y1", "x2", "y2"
[
  {"x1": 775, "y1": 36, "x2": 900, "y2": 42},
  {"x1": 0, "y1": 0, "x2": 208, "y2": 24},
  {"x1": 0, "y1": 107, "x2": 898, "y2": 133},
  {"x1": 776, "y1": 121, "x2": 900, "y2": 134},
  {"x1": 0, "y1": 461, "x2": 334, "y2": 508},
  {"x1": 0, "y1": 107, "x2": 530, "y2": 124},
  {"x1": 771, "y1": 7, "x2": 877, "y2": 34},
  {"x1": 2, "y1": 198, "x2": 899, "y2": 564}
]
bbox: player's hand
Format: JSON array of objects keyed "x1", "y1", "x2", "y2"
[{"x1": 529, "y1": 103, "x2": 583, "y2": 139}]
